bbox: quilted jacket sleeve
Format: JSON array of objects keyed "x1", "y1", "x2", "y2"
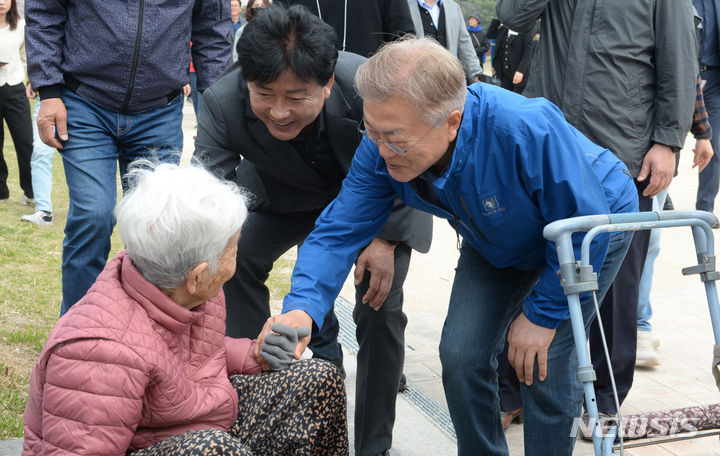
[
  {"x1": 225, "y1": 337, "x2": 262, "y2": 375},
  {"x1": 33, "y1": 339, "x2": 149, "y2": 455}
]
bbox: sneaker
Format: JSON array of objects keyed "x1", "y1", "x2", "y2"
[
  {"x1": 501, "y1": 408, "x2": 523, "y2": 430},
  {"x1": 21, "y1": 194, "x2": 35, "y2": 206},
  {"x1": 636, "y1": 329, "x2": 660, "y2": 367},
  {"x1": 21, "y1": 210, "x2": 53, "y2": 226}
]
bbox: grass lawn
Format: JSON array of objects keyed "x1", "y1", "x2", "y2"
[{"x1": 0, "y1": 116, "x2": 295, "y2": 439}]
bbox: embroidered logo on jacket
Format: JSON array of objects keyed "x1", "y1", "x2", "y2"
[{"x1": 481, "y1": 196, "x2": 506, "y2": 216}]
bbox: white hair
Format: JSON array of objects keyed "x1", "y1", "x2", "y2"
[
  {"x1": 355, "y1": 37, "x2": 467, "y2": 125},
  {"x1": 115, "y1": 160, "x2": 248, "y2": 289}
]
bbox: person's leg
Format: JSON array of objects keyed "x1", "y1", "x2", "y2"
[
  {"x1": 28, "y1": 100, "x2": 55, "y2": 214},
  {"x1": 521, "y1": 229, "x2": 633, "y2": 455},
  {"x1": 697, "y1": 68, "x2": 720, "y2": 212},
  {"x1": 352, "y1": 244, "x2": 411, "y2": 456},
  {"x1": 130, "y1": 429, "x2": 252, "y2": 456},
  {"x1": 3, "y1": 83, "x2": 34, "y2": 199},
  {"x1": 189, "y1": 71, "x2": 201, "y2": 119},
  {"x1": 58, "y1": 89, "x2": 122, "y2": 314},
  {"x1": 637, "y1": 188, "x2": 667, "y2": 332},
  {"x1": 222, "y1": 210, "x2": 320, "y2": 338},
  {"x1": 0, "y1": 85, "x2": 9, "y2": 199},
  {"x1": 439, "y1": 242, "x2": 542, "y2": 456},
  {"x1": 496, "y1": 344, "x2": 523, "y2": 415},
  {"x1": 591, "y1": 187, "x2": 653, "y2": 414},
  {"x1": 230, "y1": 359, "x2": 349, "y2": 455},
  {"x1": 116, "y1": 95, "x2": 184, "y2": 188}
]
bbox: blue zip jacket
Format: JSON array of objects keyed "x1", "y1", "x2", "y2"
[
  {"x1": 283, "y1": 84, "x2": 638, "y2": 329},
  {"x1": 25, "y1": 0, "x2": 231, "y2": 113}
]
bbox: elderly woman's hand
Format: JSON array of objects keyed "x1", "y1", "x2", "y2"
[{"x1": 261, "y1": 324, "x2": 311, "y2": 370}]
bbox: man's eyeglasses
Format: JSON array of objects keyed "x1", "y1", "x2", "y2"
[{"x1": 357, "y1": 118, "x2": 437, "y2": 156}]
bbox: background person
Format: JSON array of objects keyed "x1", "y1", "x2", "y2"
[
  {"x1": 25, "y1": 0, "x2": 232, "y2": 315},
  {"x1": 0, "y1": 0, "x2": 34, "y2": 203},
  {"x1": 486, "y1": 18, "x2": 533, "y2": 93},
  {"x1": 22, "y1": 161, "x2": 348, "y2": 456},
  {"x1": 467, "y1": 12, "x2": 489, "y2": 64},
  {"x1": 21, "y1": 88, "x2": 55, "y2": 225}
]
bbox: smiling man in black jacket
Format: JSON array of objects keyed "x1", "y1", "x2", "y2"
[{"x1": 195, "y1": 6, "x2": 432, "y2": 456}]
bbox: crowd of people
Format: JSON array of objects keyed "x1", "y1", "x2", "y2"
[{"x1": 0, "y1": 0, "x2": 713, "y2": 455}]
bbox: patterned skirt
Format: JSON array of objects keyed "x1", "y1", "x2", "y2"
[{"x1": 130, "y1": 359, "x2": 348, "y2": 455}]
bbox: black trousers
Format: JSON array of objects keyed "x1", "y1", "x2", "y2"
[
  {"x1": 591, "y1": 183, "x2": 652, "y2": 414},
  {"x1": 0, "y1": 83, "x2": 34, "y2": 199},
  {"x1": 223, "y1": 209, "x2": 411, "y2": 455}
]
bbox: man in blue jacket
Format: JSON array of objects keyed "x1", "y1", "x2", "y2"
[
  {"x1": 24, "y1": 0, "x2": 231, "y2": 315},
  {"x1": 256, "y1": 38, "x2": 639, "y2": 455}
]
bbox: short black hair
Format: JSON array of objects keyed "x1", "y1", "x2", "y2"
[{"x1": 238, "y1": 4, "x2": 339, "y2": 86}]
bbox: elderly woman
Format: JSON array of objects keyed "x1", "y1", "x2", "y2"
[{"x1": 22, "y1": 162, "x2": 348, "y2": 455}]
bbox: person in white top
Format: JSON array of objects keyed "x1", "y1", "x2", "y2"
[{"x1": 0, "y1": 0, "x2": 33, "y2": 203}]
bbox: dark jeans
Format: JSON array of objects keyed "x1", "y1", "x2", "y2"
[
  {"x1": 223, "y1": 209, "x2": 411, "y2": 455},
  {"x1": 0, "y1": 83, "x2": 34, "y2": 199},
  {"x1": 697, "y1": 67, "x2": 720, "y2": 212}
]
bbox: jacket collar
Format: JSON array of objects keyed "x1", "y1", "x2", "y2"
[{"x1": 119, "y1": 251, "x2": 201, "y2": 334}]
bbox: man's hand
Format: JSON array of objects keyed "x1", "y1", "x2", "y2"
[
  {"x1": 513, "y1": 71, "x2": 524, "y2": 85},
  {"x1": 693, "y1": 138, "x2": 713, "y2": 173},
  {"x1": 354, "y1": 238, "x2": 396, "y2": 311},
  {"x1": 183, "y1": 84, "x2": 191, "y2": 97},
  {"x1": 25, "y1": 83, "x2": 37, "y2": 99},
  {"x1": 260, "y1": 324, "x2": 312, "y2": 371},
  {"x1": 37, "y1": 98, "x2": 68, "y2": 149},
  {"x1": 254, "y1": 309, "x2": 312, "y2": 371},
  {"x1": 506, "y1": 313, "x2": 556, "y2": 386},
  {"x1": 637, "y1": 143, "x2": 675, "y2": 197}
]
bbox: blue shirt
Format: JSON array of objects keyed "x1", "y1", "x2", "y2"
[{"x1": 695, "y1": 0, "x2": 720, "y2": 67}]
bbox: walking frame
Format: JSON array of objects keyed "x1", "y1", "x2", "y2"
[{"x1": 544, "y1": 210, "x2": 720, "y2": 455}]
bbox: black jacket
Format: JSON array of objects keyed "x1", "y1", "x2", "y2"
[
  {"x1": 469, "y1": 28, "x2": 490, "y2": 59},
  {"x1": 278, "y1": 0, "x2": 415, "y2": 58},
  {"x1": 487, "y1": 19, "x2": 533, "y2": 81},
  {"x1": 194, "y1": 51, "x2": 432, "y2": 252}
]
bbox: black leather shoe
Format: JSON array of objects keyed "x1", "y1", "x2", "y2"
[{"x1": 398, "y1": 373, "x2": 407, "y2": 392}]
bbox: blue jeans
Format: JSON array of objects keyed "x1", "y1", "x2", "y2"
[
  {"x1": 697, "y1": 67, "x2": 720, "y2": 212},
  {"x1": 439, "y1": 230, "x2": 633, "y2": 456},
  {"x1": 58, "y1": 89, "x2": 183, "y2": 315},
  {"x1": 30, "y1": 101, "x2": 56, "y2": 213},
  {"x1": 637, "y1": 188, "x2": 667, "y2": 332}
]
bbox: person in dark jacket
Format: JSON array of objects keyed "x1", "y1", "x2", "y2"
[
  {"x1": 467, "y1": 13, "x2": 490, "y2": 64},
  {"x1": 498, "y1": 0, "x2": 697, "y2": 430},
  {"x1": 194, "y1": 6, "x2": 432, "y2": 456},
  {"x1": 24, "y1": 0, "x2": 231, "y2": 315},
  {"x1": 278, "y1": 0, "x2": 415, "y2": 58},
  {"x1": 486, "y1": 19, "x2": 533, "y2": 93}
]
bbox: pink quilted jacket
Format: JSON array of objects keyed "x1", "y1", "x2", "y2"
[{"x1": 23, "y1": 251, "x2": 262, "y2": 455}]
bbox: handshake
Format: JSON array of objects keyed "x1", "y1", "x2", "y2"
[{"x1": 260, "y1": 323, "x2": 312, "y2": 371}]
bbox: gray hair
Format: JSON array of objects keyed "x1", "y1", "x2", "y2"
[
  {"x1": 115, "y1": 160, "x2": 249, "y2": 290},
  {"x1": 354, "y1": 37, "x2": 467, "y2": 125}
]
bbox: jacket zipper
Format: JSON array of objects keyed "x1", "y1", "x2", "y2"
[
  {"x1": 459, "y1": 195, "x2": 491, "y2": 244},
  {"x1": 122, "y1": 0, "x2": 145, "y2": 113}
]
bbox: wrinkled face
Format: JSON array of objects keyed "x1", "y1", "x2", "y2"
[
  {"x1": 0, "y1": 0, "x2": 12, "y2": 16},
  {"x1": 248, "y1": 70, "x2": 333, "y2": 141},
  {"x1": 363, "y1": 96, "x2": 460, "y2": 182},
  {"x1": 468, "y1": 17, "x2": 479, "y2": 27},
  {"x1": 194, "y1": 230, "x2": 241, "y2": 306}
]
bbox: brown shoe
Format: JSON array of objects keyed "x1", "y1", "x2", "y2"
[{"x1": 501, "y1": 408, "x2": 523, "y2": 430}]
